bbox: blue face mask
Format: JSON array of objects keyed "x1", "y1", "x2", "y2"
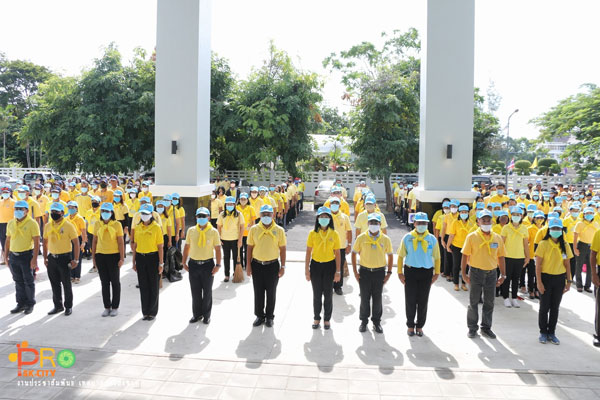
[
  {"x1": 493, "y1": 211, "x2": 501, "y2": 217},
  {"x1": 14, "y1": 210, "x2": 25, "y2": 219},
  {"x1": 68, "y1": 208, "x2": 77, "y2": 216},
  {"x1": 318, "y1": 217, "x2": 330, "y2": 227},
  {"x1": 114, "y1": 197, "x2": 121, "y2": 203},
  {"x1": 460, "y1": 213, "x2": 469, "y2": 220},
  {"x1": 156, "y1": 207, "x2": 165, "y2": 214},
  {"x1": 533, "y1": 196, "x2": 539, "y2": 201},
  {"x1": 571, "y1": 211, "x2": 580, "y2": 218},
  {"x1": 585, "y1": 214, "x2": 594, "y2": 221},
  {"x1": 330, "y1": 203, "x2": 340, "y2": 212},
  {"x1": 226, "y1": 205, "x2": 235, "y2": 212},
  {"x1": 81, "y1": 187, "x2": 88, "y2": 193},
  {"x1": 497, "y1": 189, "x2": 504, "y2": 195},
  {"x1": 415, "y1": 225, "x2": 427, "y2": 234},
  {"x1": 511, "y1": 216, "x2": 521, "y2": 223},
  {"x1": 18, "y1": 192, "x2": 26, "y2": 200},
  {"x1": 261, "y1": 216, "x2": 273, "y2": 225},
  {"x1": 101, "y1": 211, "x2": 111, "y2": 221},
  {"x1": 172, "y1": 199, "x2": 179, "y2": 205},
  {"x1": 549, "y1": 230, "x2": 562, "y2": 238},
  {"x1": 197, "y1": 217, "x2": 208, "y2": 226}
]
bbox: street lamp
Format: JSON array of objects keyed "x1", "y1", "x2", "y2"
[{"x1": 505, "y1": 109, "x2": 519, "y2": 187}]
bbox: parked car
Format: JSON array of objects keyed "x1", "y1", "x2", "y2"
[
  {"x1": 0, "y1": 174, "x2": 21, "y2": 190},
  {"x1": 472, "y1": 175, "x2": 492, "y2": 186},
  {"x1": 22, "y1": 172, "x2": 65, "y2": 186},
  {"x1": 314, "y1": 180, "x2": 335, "y2": 208}
]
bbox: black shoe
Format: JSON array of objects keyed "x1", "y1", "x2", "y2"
[
  {"x1": 136, "y1": 284, "x2": 139, "y2": 289},
  {"x1": 324, "y1": 323, "x2": 330, "y2": 330},
  {"x1": 373, "y1": 323, "x2": 383, "y2": 334},
  {"x1": 10, "y1": 305, "x2": 25, "y2": 314},
  {"x1": 23, "y1": 306, "x2": 34, "y2": 315},
  {"x1": 481, "y1": 328, "x2": 496, "y2": 339},
  {"x1": 189, "y1": 317, "x2": 200, "y2": 323},
  {"x1": 142, "y1": 316, "x2": 149, "y2": 321},
  {"x1": 468, "y1": 329, "x2": 478, "y2": 338},
  {"x1": 407, "y1": 329, "x2": 415, "y2": 337},
  {"x1": 334, "y1": 288, "x2": 343, "y2": 296},
  {"x1": 265, "y1": 318, "x2": 273, "y2": 328},
  {"x1": 416, "y1": 330, "x2": 424, "y2": 337},
  {"x1": 584, "y1": 288, "x2": 593, "y2": 293},
  {"x1": 224, "y1": 277, "x2": 230, "y2": 283},
  {"x1": 594, "y1": 337, "x2": 600, "y2": 347},
  {"x1": 312, "y1": 323, "x2": 320, "y2": 329},
  {"x1": 64, "y1": 308, "x2": 72, "y2": 316},
  {"x1": 253, "y1": 317, "x2": 265, "y2": 327},
  {"x1": 359, "y1": 323, "x2": 367, "y2": 333},
  {"x1": 146, "y1": 316, "x2": 155, "y2": 321},
  {"x1": 203, "y1": 317, "x2": 211, "y2": 325},
  {"x1": 48, "y1": 307, "x2": 64, "y2": 315}
]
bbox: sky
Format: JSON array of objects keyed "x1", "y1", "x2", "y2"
[{"x1": 1, "y1": 0, "x2": 599, "y2": 141}]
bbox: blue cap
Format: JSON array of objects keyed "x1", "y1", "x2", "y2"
[
  {"x1": 458, "y1": 205, "x2": 469, "y2": 212},
  {"x1": 553, "y1": 206, "x2": 563, "y2": 212},
  {"x1": 195, "y1": 207, "x2": 209, "y2": 216},
  {"x1": 479, "y1": 209, "x2": 493, "y2": 218},
  {"x1": 520, "y1": 189, "x2": 528, "y2": 194},
  {"x1": 225, "y1": 196, "x2": 236, "y2": 204},
  {"x1": 548, "y1": 212, "x2": 560, "y2": 219},
  {"x1": 593, "y1": 196, "x2": 600, "y2": 202},
  {"x1": 450, "y1": 199, "x2": 460, "y2": 206},
  {"x1": 140, "y1": 204, "x2": 153, "y2": 214},
  {"x1": 510, "y1": 206, "x2": 523, "y2": 215},
  {"x1": 414, "y1": 212, "x2": 429, "y2": 222},
  {"x1": 240, "y1": 192, "x2": 249, "y2": 199},
  {"x1": 533, "y1": 211, "x2": 545, "y2": 218},
  {"x1": 526, "y1": 204, "x2": 537, "y2": 212},
  {"x1": 250, "y1": 186, "x2": 258, "y2": 192},
  {"x1": 508, "y1": 194, "x2": 516, "y2": 200},
  {"x1": 317, "y1": 206, "x2": 331, "y2": 216},
  {"x1": 365, "y1": 196, "x2": 376, "y2": 205},
  {"x1": 128, "y1": 187, "x2": 138, "y2": 193},
  {"x1": 517, "y1": 203, "x2": 526, "y2": 210},
  {"x1": 163, "y1": 194, "x2": 172, "y2": 201},
  {"x1": 14, "y1": 200, "x2": 29, "y2": 209},
  {"x1": 100, "y1": 203, "x2": 114, "y2": 212},
  {"x1": 584, "y1": 207, "x2": 595, "y2": 214},
  {"x1": 91, "y1": 196, "x2": 101, "y2": 203},
  {"x1": 586, "y1": 201, "x2": 596, "y2": 207},
  {"x1": 496, "y1": 210, "x2": 509, "y2": 217},
  {"x1": 69, "y1": 182, "x2": 76, "y2": 187},
  {"x1": 490, "y1": 202, "x2": 500, "y2": 209},
  {"x1": 442, "y1": 201, "x2": 450, "y2": 208},
  {"x1": 172, "y1": 193, "x2": 180, "y2": 199},
  {"x1": 140, "y1": 196, "x2": 151, "y2": 203},
  {"x1": 569, "y1": 203, "x2": 580, "y2": 210},
  {"x1": 18, "y1": 185, "x2": 30, "y2": 192},
  {"x1": 259, "y1": 186, "x2": 268, "y2": 192},
  {"x1": 50, "y1": 202, "x2": 65, "y2": 212},
  {"x1": 114, "y1": 190, "x2": 123, "y2": 196},
  {"x1": 67, "y1": 201, "x2": 78, "y2": 208},
  {"x1": 155, "y1": 200, "x2": 165, "y2": 208},
  {"x1": 260, "y1": 204, "x2": 274, "y2": 213},
  {"x1": 368, "y1": 213, "x2": 382, "y2": 222},
  {"x1": 361, "y1": 188, "x2": 370, "y2": 195},
  {"x1": 476, "y1": 202, "x2": 484, "y2": 210},
  {"x1": 548, "y1": 218, "x2": 563, "y2": 229}
]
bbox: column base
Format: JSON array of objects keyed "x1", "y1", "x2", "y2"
[{"x1": 150, "y1": 184, "x2": 213, "y2": 197}]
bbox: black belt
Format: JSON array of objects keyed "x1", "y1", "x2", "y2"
[
  {"x1": 136, "y1": 251, "x2": 158, "y2": 256},
  {"x1": 404, "y1": 265, "x2": 433, "y2": 269},
  {"x1": 10, "y1": 250, "x2": 33, "y2": 257},
  {"x1": 359, "y1": 266, "x2": 386, "y2": 272},
  {"x1": 253, "y1": 259, "x2": 278, "y2": 265},
  {"x1": 190, "y1": 259, "x2": 213, "y2": 265},
  {"x1": 49, "y1": 252, "x2": 71, "y2": 259}
]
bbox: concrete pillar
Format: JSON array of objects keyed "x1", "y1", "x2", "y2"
[
  {"x1": 152, "y1": 0, "x2": 213, "y2": 197},
  {"x1": 414, "y1": 0, "x2": 477, "y2": 209}
]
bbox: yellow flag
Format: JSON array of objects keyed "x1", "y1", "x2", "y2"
[{"x1": 531, "y1": 157, "x2": 538, "y2": 169}]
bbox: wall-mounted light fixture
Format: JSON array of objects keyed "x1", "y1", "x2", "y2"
[
  {"x1": 446, "y1": 144, "x2": 452, "y2": 159},
  {"x1": 171, "y1": 140, "x2": 178, "y2": 155}
]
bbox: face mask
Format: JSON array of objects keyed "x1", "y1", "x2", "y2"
[
  {"x1": 533, "y1": 196, "x2": 539, "y2": 201},
  {"x1": 318, "y1": 217, "x2": 330, "y2": 227},
  {"x1": 460, "y1": 213, "x2": 469, "y2": 220},
  {"x1": 573, "y1": 195, "x2": 579, "y2": 200},
  {"x1": 172, "y1": 200, "x2": 179, "y2": 205},
  {"x1": 51, "y1": 212, "x2": 62, "y2": 221},
  {"x1": 142, "y1": 187, "x2": 149, "y2": 192},
  {"x1": 211, "y1": 195, "x2": 216, "y2": 200},
  {"x1": 92, "y1": 202, "x2": 100, "y2": 208},
  {"x1": 450, "y1": 207, "x2": 458, "y2": 213},
  {"x1": 493, "y1": 211, "x2": 501, "y2": 217},
  {"x1": 543, "y1": 196, "x2": 550, "y2": 201},
  {"x1": 197, "y1": 217, "x2": 208, "y2": 226},
  {"x1": 585, "y1": 214, "x2": 594, "y2": 221},
  {"x1": 101, "y1": 212, "x2": 111, "y2": 220},
  {"x1": 1, "y1": 193, "x2": 9, "y2": 199},
  {"x1": 92, "y1": 185, "x2": 98, "y2": 190},
  {"x1": 141, "y1": 214, "x2": 152, "y2": 222},
  {"x1": 368, "y1": 224, "x2": 380, "y2": 234},
  {"x1": 81, "y1": 187, "x2": 88, "y2": 193},
  {"x1": 366, "y1": 205, "x2": 375, "y2": 212},
  {"x1": 156, "y1": 207, "x2": 165, "y2": 214},
  {"x1": 129, "y1": 193, "x2": 136, "y2": 199},
  {"x1": 114, "y1": 197, "x2": 121, "y2": 203},
  {"x1": 416, "y1": 225, "x2": 427, "y2": 234},
  {"x1": 480, "y1": 224, "x2": 492, "y2": 232},
  {"x1": 330, "y1": 203, "x2": 340, "y2": 212},
  {"x1": 497, "y1": 189, "x2": 504, "y2": 195},
  {"x1": 14, "y1": 210, "x2": 25, "y2": 219},
  {"x1": 527, "y1": 212, "x2": 534, "y2": 219},
  {"x1": 520, "y1": 194, "x2": 527, "y2": 199},
  {"x1": 261, "y1": 216, "x2": 273, "y2": 225},
  {"x1": 269, "y1": 187, "x2": 275, "y2": 192},
  {"x1": 100, "y1": 183, "x2": 107, "y2": 189},
  {"x1": 511, "y1": 216, "x2": 521, "y2": 223},
  {"x1": 549, "y1": 230, "x2": 562, "y2": 238},
  {"x1": 18, "y1": 192, "x2": 26, "y2": 200},
  {"x1": 443, "y1": 209, "x2": 450, "y2": 214},
  {"x1": 68, "y1": 208, "x2": 77, "y2": 216},
  {"x1": 51, "y1": 193, "x2": 59, "y2": 199},
  {"x1": 490, "y1": 191, "x2": 497, "y2": 196},
  {"x1": 556, "y1": 198, "x2": 562, "y2": 204},
  {"x1": 226, "y1": 205, "x2": 235, "y2": 212}
]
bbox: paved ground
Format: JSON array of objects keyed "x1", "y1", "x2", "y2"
[{"x1": 1, "y1": 202, "x2": 599, "y2": 399}]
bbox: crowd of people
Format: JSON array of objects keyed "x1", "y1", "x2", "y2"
[{"x1": 2, "y1": 174, "x2": 599, "y2": 349}]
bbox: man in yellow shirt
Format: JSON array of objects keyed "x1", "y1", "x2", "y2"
[
  {"x1": 484, "y1": 182, "x2": 510, "y2": 206},
  {"x1": 183, "y1": 207, "x2": 222, "y2": 324},
  {"x1": 5, "y1": 200, "x2": 40, "y2": 314},
  {"x1": 17, "y1": 186, "x2": 42, "y2": 230},
  {"x1": 67, "y1": 182, "x2": 80, "y2": 201},
  {"x1": 355, "y1": 196, "x2": 388, "y2": 237},
  {"x1": 67, "y1": 201, "x2": 87, "y2": 283},
  {"x1": 351, "y1": 213, "x2": 393, "y2": 334},
  {"x1": 247, "y1": 204, "x2": 286, "y2": 328},
  {"x1": 328, "y1": 197, "x2": 353, "y2": 295},
  {"x1": 573, "y1": 207, "x2": 599, "y2": 292},
  {"x1": 589, "y1": 229, "x2": 600, "y2": 347},
  {"x1": 0, "y1": 185, "x2": 15, "y2": 265},
  {"x1": 43, "y1": 202, "x2": 79, "y2": 316},
  {"x1": 461, "y1": 209, "x2": 506, "y2": 339},
  {"x1": 325, "y1": 186, "x2": 350, "y2": 217},
  {"x1": 296, "y1": 178, "x2": 305, "y2": 211},
  {"x1": 447, "y1": 205, "x2": 477, "y2": 291}
]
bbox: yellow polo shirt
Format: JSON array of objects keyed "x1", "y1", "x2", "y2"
[
  {"x1": 574, "y1": 220, "x2": 600, "y2": 244},
  {"x1": 353, "y1": 232, "x2": 393, "y2": 269},
  {"x1": 210, "y1": 198, "x2": 223, "y2": 219},
  {"x1": 461, "y1": 229, "x2": 505, "y2": 271},
  {"x1": 528, "y1": 224, "x2": 540, "y2": 256},
  {"x1": 307, "y1": 228, "x2": 342, "y2": 263},
  {"x1": 407, "y1": 190, "x2": 417, "y2": 211},
  {"x1": 76, "y1": 194, "x2": 92, "y2": 217},
  {"x1": 442, "y1": 213, "x2": 458, "y2": 235},
  {"x1": 217, "y1": 212, "x2": 246, "y2": 241},
  {"x1": 535, "y1": 226, "x2": 549, "y2": 245},
  {"x1": 324, "y1": 198, "x2": 350, "y2": 216},
  {"x1": 186, "y1": 225, "x2": 221, "y2": 261},
  {"x1": 448, "y1": 219, "x2": 477, "y2": 248},
  {"x1": 249, "y1": 197, "x2": 264, "y2": 217},
  {"x1": 94, "y1": 220, "x2": 124, "y2": 254},
  {"x1": 26, "y1": 198, "x2": 42, "y2": 219},
  {"x1": 35, "y1": 195, "x2": 49, "y2": 216},
  {"x1": 43, "y1": 218, "x2": 78, "y2": 254},
  {"x1": 0, "y1": 198, "x2": 15, "y2": 223},
  {"x1": 331, "y1": 212, "x2": 352, "y2": 248},
  {"x1": 236, "y1": 205, "x2": 257, "y2": 237},
  {"x1": 247, "y1": 223, "x2": 286, "y2": 262},
  {"x1": 591, "y1": 229, "x2": 600, "y2": 255},
  {"x1": 134, "y1": 222, "x2": 163, "y2": 253},
  {"x1": 159, "y1": 214, "x2": 172, "y2": 236},
  {"x1": 354, "y1": 211, "x2": 388, "y2": 233},
  {"x1": 68, "y1": 214, "x2": 86, "y2": 236},
  {"x1": 68, "y1": 189, "x2": 80, "y2": 201},
  {"x1": 7, "y1": 217, "x2": 40, "y2": 252},
  {"x1": 562, "y1": 216, "x2": 578, "y2": 244},
  {"x1": 535, "y1": 239, "x2": 573, "y2": 275},
  {"x1": 96, "y1": 189, "x2": 114, "y2": 204},
  {"x1": 86, "y1": 208, "x2": 101, "y2": 235},
  {"x1": 113, "y1": 203, "x2": 129, "y2": 221},
  {"x1": 501, "y1": 223, "x2": 529, "y2": 259}
]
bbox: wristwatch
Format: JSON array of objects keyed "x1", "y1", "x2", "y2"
[
  {"x1": 215, "y1": 263, "x2": 221, "y2": 267},
  {"x1": 386, "y1": 271, "x2": 392, "y2": 275},
  {"x1": 501, "y1": 274, "x2": 507, "y2": 279},
  {"x1": 567, "y1": 279, "x2": 573, "y2": 283},
  {"x1": 335, "y1": 271, "x2": 341, "y2": 275},
  {"x1": 280, "y1": 265, "x2": 286, "y2": 269}
]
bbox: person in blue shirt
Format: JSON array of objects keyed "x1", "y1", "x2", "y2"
[{"x1": 397, "y1": 212, "x2": 441, "y2": 337}]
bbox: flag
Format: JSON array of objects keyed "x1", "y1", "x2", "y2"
[
  {"x1": 531, "y1": 157, "x2": 538, "y2": 169},
  {"x1": 507, "y1": 158, "x2": 515, "y2": 171}
]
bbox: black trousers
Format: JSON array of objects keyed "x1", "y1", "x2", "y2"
[
  {"x1": 85, "y1": 233, "x2": 94, "y2": 257},
  {"x1": 310, "y1": 259, "x2": 336, "y2": 321},
  {"x1": 358, "y1": 266, "x2": 385, "y2": 324},
  {"x1": 568, "y1": 243, "x2": 577, "y2": 279},
  {"x1": 240, "y1": 236, "x2": 248, "y2": 269},
  {"x1": 437, "y1": 237, "x2": 445, "y2": 276},
  {"x1": 443, "y1": 235, "x2": 453, "y2": 277},
  {"x1": 9, "y1": 250, "x2": 35, "y2": 307},
  {"x1": 136, "y1": 252, "x2": 159, "y2": 316},
  {"x1": 189, "y1": 259, "x2": 214, "y2": 319},
  {"x1": 47, "y1": 253, "x2": 73, "y2": 309},
  {"x1": 450, "y1": 245, "x2": 465, "y2": 284},
  {"x1": 595, "y1": 266, "x2": 600, "y2": 341},
  {"x1": 96, "y1": 253, "x2": 121, "y2": 309},
  {"x1": 0, "y1": 222, "x2": 7, "y2": 253},
  {"x1": 251, "y1": 260, "x2": 280, "y2": 319},
  {"x1": 404, "y1": 266, "x2": 434, "y2": 329},
  {"x1": 576, "y1": 242, "x2": 592, "y2": 289},
  {"x1": 333, "y1": 248, "x2": 346, "y2": 290},
  {"x1": 210, "y1": 219, "x2": 217, "y2": 228},
  {"x1": 503, "y1": 257, "x2": 524, "y2": 299},
  {"x1": 70, "y1": 236, "x2": 83, "y2": 279},
  {"x1": 539, "y1": 273, "x2": 565, "y2": 335},
  {"x1": 519, "y1": 259, "x2": 536, "y2": 293},
  {"x1": 222, "y1": 239, "x2": 238, "y2": 277}
]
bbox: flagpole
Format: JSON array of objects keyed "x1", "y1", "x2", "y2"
[{"x1": 505, "y1": 109, "x2": 519, "y2": 187}]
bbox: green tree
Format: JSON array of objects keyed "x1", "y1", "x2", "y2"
[
  {"x1": 473, "y1": 89, "x2": 501, "y2": 173},
  {"x1": 536, "y1": 158, "x2": 559, "y2": 176},
  {"x1": 514, "y1": 160, "x2": 531, "y2": 175}
]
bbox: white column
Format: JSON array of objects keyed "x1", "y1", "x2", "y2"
[
  {"x1": 414, "y1": 0, "x2": 477, "y2": 203},
  {"x1": 152, "y1": 0, "x2": 213, "y2": 197}
]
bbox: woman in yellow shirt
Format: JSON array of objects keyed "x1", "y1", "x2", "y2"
[
  {"x1": 236, "y1": 193, "x2": 256, "y2": 270},
  {"x1": 155, "y1": 201, "x2": 174, "y2": 269},
  {"x1": 500, "y1": 207, "x2": 530, "y2": 308},
  {"x1": 112, "y1": 190, "x2": 130, "y2": 243},
  {"x1": 217, "y1": 196, "x2": 245, "y2": 282},
  {"x1": 535, "y1": 218, "x2": 572, "y2": 345},
  {"x1": 92, "y1": 203, "x2": 124, "y2": 317},
  {"x1": 171, "y1": 193, "x2": 185, "y2": 250},
  {"x1": 67, "y1": 201, "x2": 87, "y2": 284},
  {"x1": 525, "y1": 211, "x2": 545, "y2": 299},
  {"x1": 216, "y1": 186, "x2": 227, "y2": 204},
  {"x1": 210, "y1": 190, "x2": 223, "y2": 228},
  {"x1": 573, "y1": 207, "x2": 600, "y2": 292},
  {"x1": 305, "y1": 206, "x2": 341, "y2": 330},
  {"x1": 447, "y1": 205, "x2": 476, "y2": 291}
]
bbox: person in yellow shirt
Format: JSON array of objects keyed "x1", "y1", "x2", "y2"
[
  {"x1": 96, "y1": 180, "x2": 114, "y2": 205},
  {"x1": 562, "y1": 204, "x2": 580, "y2": 280},
  {"x1": 328, "y1": 197, "x2": 352, "y2": 296},
  {"x1": 210, "y1": 190, "x2": 223, "y2": 228},
  {"x1": 353, "y1": 181, "x2": 369, "y2": 205},
  {"x1": 132, "y1": 204, "x2": 164, "y2": 321},
  {"x1": 440, "y1": 199, "x2": 460, "y2": 281},
  {"x1": 183, "y1": 207, "x2": 222, "y2": 324},
  {"x1": 137, "y1": 180, "x2": 152, "y2": 199},
  {"x1": 5, "y1": 200, "x2": 40, "y2": 314},
  {"x1": 325, "y1": 186, "x2": 350, "y2": 217},
  {"x1": 247, "y1": 204, "x2": 287, "y2": 328},
  {"x1": 397, "y1": 212, "x2": 440, "y2": 336},
  {"x1": 249, "y1": 187, "x2": 264, "y2": 223},
  {"x1": 435, "y1": 200, "x2": 451, "y2": 279},
  {"x1": 236, "y1": 193, "x2": 256, "y2": 270},
  {"x1": 108, "y1": 175, "x2": 125, "y2": 195},
  {"x1": 355, "y1": 196, "x2": 388, "y2": 237},
  {"x1": 0, "y1": 186, "x2": 15, "y2": 265},
  {"x1": 305, "y1": 206, "x2": 341, "y2": 329},
  {"x1": 525, "y1": 211, "x2": 545, "y2": 299},
  {"x1": 76, "y1": 181, "x2": 92, "y2": 218},
  {"x1": 66, "y1": 201, "x2": 86, "y2": 284},
  {"x1": 126, "y1": 188, "x2": 140, "y2": 224},
  {"x1": 92, "y1": 203, "x2": 124, "y2": 317},
  {"x1": 18, "y1": 186, "x2": 42, "y2": 229},
  {"x1": 86, "y1": 196, "x2": 102, "y2": 269},
  {"x1": 447, "y1": 205, "x2": 477, "y2": 291},
  {"x1": 67, "y1": 182, "x2": 80, "y2": 201},
  {"x1": 259, "y1": 186, "x2": 278, "y2": 215},
  {"x1": 351, "y1": 213, "x2": 393, "y2": 334},
  {"x1": 42, "y1": 202, "x2": 79, "y2": 316},
  {"x1": 461, "y1": 209, "x2": 507, "y2": 339},
  {"x1": 171, "y1": 193, "x2": 185, "y2": 250},
  {"x1": 45, "y1": 187, "x2": 69, "y2": 223},
  {"x1": 485, "y1": 182, "x2": 509, "y2": 206},
  {"x1": 535, "y1": 218, "x2": 573, "y2": 345},
  {"x1": 155, "y1": 201, "x2": 174, "y2": 273},
  {"x1": 112, "y1": 190, "x2": 129, "y2": 237},
  {"x1": 573, "y1": 207, "x2": 599, "y2": 292},
  {"x1": 406, "y1": 184, "x2": 418, "y2": 214},
  {"x1": 590, "y1": 229, "x2": 600, "y2": 347},
  {"x1": 217, "y1": 196, "x2": 245, "y2": 282},
  {"x1": 492, "y1": 210, "x2": 509, "y2": 235},
  {"x1": 500, "y1": 207, "x2": 530, "y2": 308},
  {"x1": 296, "y1": 178, "x2": 305, "y2": 211},
  {"x1": 216, "y1": 186, "x2": 227, "y2": 204}
]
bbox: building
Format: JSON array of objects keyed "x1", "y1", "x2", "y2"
[{"x1": 541, "y1": 136, "x2": 577, "y2": 161}]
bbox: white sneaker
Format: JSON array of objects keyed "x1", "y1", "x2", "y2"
[
  {"x1": 511, "y1": 298, "x2": 520, "y2": 308},
  {"x1": 504, "y1": 298, "x2": 512, "y2": 308},
  {"x1": 102, "y1": 309, "x2": 111, "y2": 317}
]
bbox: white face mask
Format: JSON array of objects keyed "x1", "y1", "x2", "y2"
[
  {"x1": 141, "y1": 214, "x2": 152, "y2": 222},
  {"x1": 368, "y1": 224, "x2": 380, "y2": 234},
  {"x1": 480, "y1": 224, "x2": 492, "y2": 232},
  {"x1": 443, "y1": 208, "x2": 450, "y2": 214},
  {"x1": 450, "y1": 207, "x2": 458, "y2": 213},
  {"x1": 142, "y1": 187, "x2": 149, "y2": 192}
]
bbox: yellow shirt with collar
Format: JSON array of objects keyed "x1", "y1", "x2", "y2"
[
  {"x1": 352, "y1": 231, "x2": 393, "y2": 269},
  {"x1": 331, "y1": 211, "x2": 352, "y2": 248},
  {"x1": 113, "y1": 202, "x2": 129, "y2": 221},
  {"x1": 249, "y1": 196, "x2": 264, "y2": 218},
  {"x1": 86, "y1": 208, "x2": 101, "y2": 234},
  {"x1": 247, "y1": 222, "x2": 286, "y2": 262},
  {"x1": 43, "y1": 218, "x2": 78, "y2": 254},
  {"x1": 94, "y1": 219, "x2": 124, "y2": 254},
  {"x1": 500, "y1": 223, "x2": 529, "y2": 259},
  {"x1": 535, "y1": 239, "x2": 573, "y2": 275},
  {"x1": 448, "y1": 218, "x2": 477, "y2": 248},
  {"x1": 307, "y1": 228, "x2": 341, "y2": 263},
  {"x1": 562, "y1": 216, "x2": 578, "y2": 244},
  {"x1": 68, "y1": 214, "x2": 86, "y2": 236},
  {"x1": 186, "y1": 224, "x2": 221, "y2": 260},
  {"x1": 217, "y1": 211, "x2": 246, "y2": 241},
  {"x1": 324, "y1": 198, "x2": 350, "y2": 216},
  {"x1": 76, "y1": 194, "x2": 92, "y2": 217},
  {"x1": 0, "y1": 198, "x2": 15, "y2": 223},
  {"x1": 134, "y1": 221, "x2": 163, "y2": 253},
  {"x1": 461, "y1": 229, "x2": 506, "y2": 271},
  {"x1": 355, "y1": 211, "x2": 388, "y2": 233},
  {"x1": 237, "y1": 205, "x2": 257, "y2": 236},
  {"x1": 26, "y1": 198, "x2": 42, "y2": 219},
  {"x1": 7, "y1": 217, "x2": 40, "y2": 252},
  {"x1": 574, "y1": 220, "x2": 600, "y2": 244},
  {"x1": 210, "y1": 198, "x2": 223, "y2": 219}
]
